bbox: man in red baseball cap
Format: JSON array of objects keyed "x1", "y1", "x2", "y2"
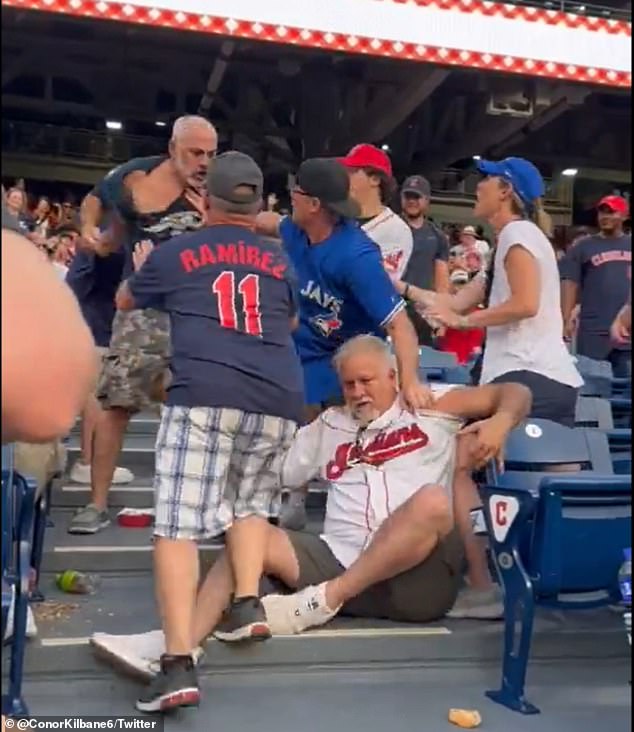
[
  {"x1": 340, "y1": 144, "x2": 413, "y2": 279},
  {"x1": 561, "y1": 194, "x2": 631, "y2": 377}
]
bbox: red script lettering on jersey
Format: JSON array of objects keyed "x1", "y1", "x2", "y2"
[{"x1": 325, "y1": 424, "x2": 429, "y2": 481}]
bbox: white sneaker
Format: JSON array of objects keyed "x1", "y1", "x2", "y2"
[
  {"x1": 70, "y1": 462, "x2": 134, "y2": 485},
  {"x1": 91, "y1": 630, "x2": 204, "y2": 681},
  {"x1": 261, "y1": 583, "x2": 339, "y2": 635}
]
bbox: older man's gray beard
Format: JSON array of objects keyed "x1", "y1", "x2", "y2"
[{"x1": 350, "y1": 403, "x2": 381, "y2": 427}]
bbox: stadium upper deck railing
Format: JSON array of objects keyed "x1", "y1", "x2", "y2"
[
  {"x1": 510, "y1": 0, "x2": 631, "y2": 21},
  {"x1": 1, "y1": 120, "x2": 564, "y2": 205}
]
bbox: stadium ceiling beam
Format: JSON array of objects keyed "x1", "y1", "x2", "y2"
[
  {"x1": 198, "y1": 41, "x2": 235, "y2": 117},
  {"x1": 488, "y1": 86, "x2": 590, "y2": 157},
  {"x1": 419, "y1": 87, "x2": 589, "y2": 174},
  {"x1": 348, "y1": 67, "x2": 450, "y2": 145}
]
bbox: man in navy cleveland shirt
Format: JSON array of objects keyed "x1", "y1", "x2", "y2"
[
  {"x1": 115, "y1": 152, "x2": 302, "y2": 713},
  {"x1": 561, "y1": 195, "x2": 632, "y2": 377}
]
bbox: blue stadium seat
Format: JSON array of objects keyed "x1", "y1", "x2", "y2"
[
  {"x1": 2, "y1": 447, "x2": 36, "y2": 717},
  {"x1": 479, "y1": 419, "x2": 631, "y2": 715},
  {"x1": 423, "y1": 365, "x2": 472, "y2": 385},
  {"x1": 575, "y1": 396, "x2": 614, "y2": 429},
  {"x1": 574, "y1": 397, "x2": 631, "y2": 472},
  {"x1": 576, "y1": 355, "x2": 613, "y2": 398},
  {"x1": 419, "y1": 346, "x2": 458, "y2": 370}
]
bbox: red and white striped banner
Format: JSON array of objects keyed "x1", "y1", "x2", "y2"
[{"x1": 2, "y1": 0, "x2": 631, "y2": 87}]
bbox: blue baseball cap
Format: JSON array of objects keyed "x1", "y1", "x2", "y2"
[{"x1": 477, "y1": 157, "x2": 545, "y2": 210}]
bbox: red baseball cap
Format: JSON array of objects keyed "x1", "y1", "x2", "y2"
[
  {"x1": 339, "y1": 144, "x2": 393, "y2": 177},
  {"x1": 597, "y1": 195, "x2": 629, "y2": 216}
]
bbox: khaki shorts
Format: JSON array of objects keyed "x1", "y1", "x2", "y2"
[
  {"x1": 284, "y1": 529, "x2": 464, "y2": 623},
  {"x1": 97, "y1": 309, "x2": 170, "y2": 413}
]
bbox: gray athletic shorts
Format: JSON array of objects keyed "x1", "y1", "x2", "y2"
[{"x1": 283, "y1": 529, "x2": 463, "y2": 623}]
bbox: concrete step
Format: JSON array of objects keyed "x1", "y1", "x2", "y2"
[
  {"x1": 53, "y1": 482, "x2": 154, "y2": 509},
  {"x1": 69, "y1": 412, "x2": 160, "y2": 438},
  {"x1": 66, "y1": 435, "x2": 156, "y2": 474},
  {"x1": 19, "y1": 660, "x2": 633, "y2": 730},
  {"x1": 53, "y1": 482, "x2": 329, "y2": 511},
  {"x1": 42, "y1": 508, "x2": 222, "y2": 573},
  {"x1": 18, "y1": 572, "x2": 629, "y2": 680},
  {"x1": 42, "y1": 508, "x2": 326, "y2": 573}
]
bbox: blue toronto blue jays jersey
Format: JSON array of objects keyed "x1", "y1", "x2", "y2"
[{"x1": 280, "y1": 217, "x2": 404, "y2": 378}]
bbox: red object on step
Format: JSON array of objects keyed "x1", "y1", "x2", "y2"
[{"x1": 117, "y1": 509, "x2": 154, "y2": 528}]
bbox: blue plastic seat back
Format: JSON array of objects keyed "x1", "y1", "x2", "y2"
[
  {"x1": 496, "y1": 419, "x2": 614, "y2": 475},
  {"x1": 2, "y1": 445, "x2": 15, "y2": 576},
  {"x1": 531, "y1": 475, "x2": 631, "y2": 602},
  {"x1": 575, "y1": 396, "x2": 614, "y2": 429},
  {"x1": 419, "y1": 346, "x2": 458, "y2": 370},
  {"x1": 576, "y1": 355, "x2": 614, "y2": 398},
  {"x1": 423, "y1": 365, "x2": 471, "y2": 385}
]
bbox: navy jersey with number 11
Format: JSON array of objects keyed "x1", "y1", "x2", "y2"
[{"x1": 127, "y1": 225, "x2": 304, "y2": 422}]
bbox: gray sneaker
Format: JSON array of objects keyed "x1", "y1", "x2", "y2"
[
  {"x1": 447, "y1": 586, "x2": 505, "y2": 620},
  {"x1": 68, "y1": 504, "x2": 111, "y2": 535}
]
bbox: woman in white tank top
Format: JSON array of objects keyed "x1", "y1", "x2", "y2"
[{"x1": 395, "y1": 157, "x2": 583, "y2": 617}]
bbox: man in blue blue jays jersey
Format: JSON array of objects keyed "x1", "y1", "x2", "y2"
[{"x1": 257, "y1": 158, "x2": 432, "y2": 416}]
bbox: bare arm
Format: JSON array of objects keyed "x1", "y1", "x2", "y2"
[
  {"x1": 436, "y1": 381, "x2": 533, "y2": 467},
  {"x1": 115, "y1": 280, "x2": 136, "y2": 311},
  {"x1": 256, "y1": 211, "x2": 282, "y2": 239},
  {"x1": 396, "y1": 274, "x2": 486, "y2": 314},
  {"x1": 2, "y1": 230, "x2": 98, "y2": 443},
  {"x1": 561, "y1": 280, "x2": 579, "y2": 339},
  {"x1": 384, "y1": 309, "x2": 422, "y2": 391},
  {"x1": 80, "y1": 192, "x2": 103, "y2": 235},
  {"x1": 436, "y1": 382, "x2": 532, "y2": 425},
  {"x1": 461, "y1": 246, "x2": 539, "y2": 329},
  {"x1": 433, "y1": 259, "x2": 450, "y2": 294}
]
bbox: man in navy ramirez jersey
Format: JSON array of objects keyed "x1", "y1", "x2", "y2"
[
  {"x1": 256, "y1": 158, "x2": 432, "y2": 417},
  {"x1": 68, "y1": 116, "x2": 217, "y2": 536},
  {"x1": 115, "y1": 152, "x2": 302, "y2": 713}
]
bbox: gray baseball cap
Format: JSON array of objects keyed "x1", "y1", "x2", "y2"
[
  {"x1": 402, "y1": 175, "x2": 431, "y2": 198},
  {"x1": 207, "y1": 151, "x2": 264, "y2": 206}
]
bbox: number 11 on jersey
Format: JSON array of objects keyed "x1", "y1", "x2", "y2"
[{"x1": 212, "y1": 270, "x2": 263, "y2": 337}]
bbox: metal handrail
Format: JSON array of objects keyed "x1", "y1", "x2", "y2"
[
  {"x1": 2, "y1": 119, "x2": 568, "y2": 205},
  {"x1": 506, "y1": 1, "x2": 631, "y2": 21},
  {"x1": 1, "y1": 120, "x2": 164, "y2": 164}
]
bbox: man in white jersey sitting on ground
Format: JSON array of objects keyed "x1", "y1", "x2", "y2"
[
  {"x1": 340, "y1": 144, "x2": 413, "y2": 278},
  {"x1": 92, "y1": 334, "x2": 530, "y2": 675}
]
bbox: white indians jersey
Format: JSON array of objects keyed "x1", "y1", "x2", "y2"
[
  {"x1": 281, "y1": 400, "x2": 462, "y2": 568},
  {"x1": 362, "y1": 207, "x2": 413, "y2": 279}
]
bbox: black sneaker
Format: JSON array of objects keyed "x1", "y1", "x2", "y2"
[
  {"x1": 213, "y1": 596, "x2": 271, "y2": 643},
  {"x1": 136, "y1": 654, "x2": 200, "y2": 713}
]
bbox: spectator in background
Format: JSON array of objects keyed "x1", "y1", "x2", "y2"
[
  {"x1": 460, "y1": 225, "x2": 490, "y2": 271},
  {"x1": 4, "y1": 187, "x2": 31, "y2": 235},
  {"x1": 611, "y1": 291, "x2": 631, "y2": 346},
  {"x1": 561, "y1": 196, "x2": 632, "y2": 378},
  {"x1": 2, "y1": 201, "x2": 98, "y2": 443},
  {"x1": 339, "y1": 144, "x2": 413, "y2": 279},
  {"x1": 65, "y1": 228, "x2": 131, "y2": 486},
  {"x1": 435, "y1": 269, "x2": 484, "y2": 365},
  {"x1": 32, "y1": 196, "x2": 54, "y2": 238},
  {"x1": 447, "y1": 245, "x2": 467, "y2": 275},
  {"x1": 399, "y1": 175, "x2": 449, "y2": 346}
]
